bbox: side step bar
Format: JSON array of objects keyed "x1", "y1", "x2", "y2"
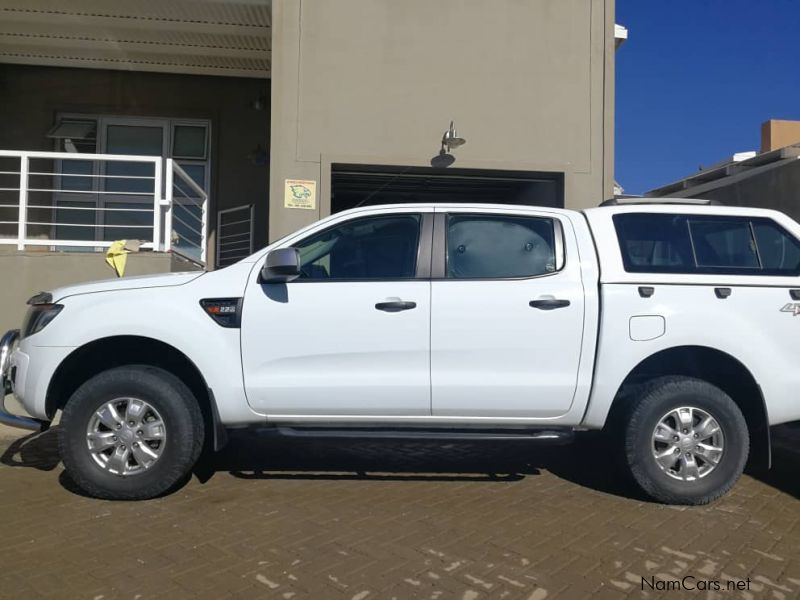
[{"x1": 272, "y1": 427, "x2": 575, "y2": 444}]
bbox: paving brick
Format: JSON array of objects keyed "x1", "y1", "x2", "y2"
[{"x1": 1, "y1": 425, "x2": 800, "y2": 599}]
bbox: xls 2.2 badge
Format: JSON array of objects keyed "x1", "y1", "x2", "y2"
[{"x1": 780, "y1": 303, "x2": 800, "y2": 316}]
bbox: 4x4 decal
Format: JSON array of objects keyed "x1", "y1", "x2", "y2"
[{"x1": 781, "y1": 303, "x2": 800, "y2": 316}]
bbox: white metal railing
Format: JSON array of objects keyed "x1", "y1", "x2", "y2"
[
  {"x1": 217, "y1": 204, "x2": 254, "y2": 267},
  {"x1": 165, "y1": 159, "x2": 208, "y2": 264},
  {"x1": 0, "y1": 150, "x2": 207, "y2": 265}
]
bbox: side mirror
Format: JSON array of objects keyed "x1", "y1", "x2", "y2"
[{"x1": 261, "y1": 248, "x2": 301, "y2": 283}]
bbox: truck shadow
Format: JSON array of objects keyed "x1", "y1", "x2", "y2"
[
  {"x1": 202, "y1": 429, "x2": 650, "y2": 499},
  {"x1": 0, "y1": 426, "x2": 61, "y2": 472},
  {"x1": 3, "y1": 426, "x2": 798, "y2": 502}
]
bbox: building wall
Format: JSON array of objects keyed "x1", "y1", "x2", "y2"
[
  {"x1": 0, "y1": 251, "x2": 200, "y2": 333},
  {"x1": 0, "y1": 64, "x2": 270, "y2": 265},
  {"x1": 269, "y1": 0, "x2": 615, "y2": 240},
  {"x1": 688, "y1": 161, "x2": 800, "y2": 225}
]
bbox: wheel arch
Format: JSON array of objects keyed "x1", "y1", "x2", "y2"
[
  {"x1": 605, "y1": 345, "x2": 770, "y2": 470},
  {"x1": 46, "y1": 335, "x2": 226, "y2": 451}
]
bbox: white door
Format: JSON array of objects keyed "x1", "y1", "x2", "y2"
[
  {"x1": 431, "y1": 209, "x2": 585, "y2": 418},
  {"x1": 241, "y1": 211, "x2": 432, "y2": 416}
]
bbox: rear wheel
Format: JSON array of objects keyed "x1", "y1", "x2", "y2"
[
  {"x1": 59, "y1": 365, "x2": 204, "y2": 500},
  {"x1": 623, "y1": 376, "x2": 748, "y2": 505}
]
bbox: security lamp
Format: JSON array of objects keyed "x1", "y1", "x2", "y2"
[{"x1": 441, "y1": 121, "x2": 466, "y2": 152}]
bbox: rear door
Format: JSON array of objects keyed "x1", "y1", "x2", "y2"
[{"x1": 430, "y1": 208, "x2": 586, "y2": 418}]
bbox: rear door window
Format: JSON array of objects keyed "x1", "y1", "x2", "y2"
[{"x1": 446, "y1": 214, "x2": 557, "y2": 278}]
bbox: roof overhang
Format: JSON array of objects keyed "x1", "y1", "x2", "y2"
[
  {"x1": 647, "y1": 145, "x2": 800, "y2": 198},
  {"x1": 0, "y1": 0, "x2": 271, "y2": 79}
]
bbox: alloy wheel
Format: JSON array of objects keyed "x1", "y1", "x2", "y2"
[
  {"x1": 86, "y1": 398, "x2": 167, "y2": 476},
  {"x1": 651, "y1": 406, "x2": 724, "y2": 481}
]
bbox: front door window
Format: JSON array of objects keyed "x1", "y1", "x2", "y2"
[{"x1": 293, "y1": 214, "x2": 422, "y2": 280}]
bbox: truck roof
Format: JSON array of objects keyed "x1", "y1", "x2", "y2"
[
  {"x1": 583, "y1": 200, "x2": 787, "y2": 220},
  {"x1": 599, "y1": 197, "x2": 720, "y2": 207},
  {"x1": 327, "y1": 200, "x2": 788, "y2": 222}
]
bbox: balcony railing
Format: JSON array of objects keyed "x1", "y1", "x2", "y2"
[
  {"x1": 0, "y1": 150, "x2": 208, "y2": 265},
  {"x1": 165, "y1": 161, "x2": 208, "y2": 264},
  {"x1": 216, "y1": 204, "x2": 254, "y2": 267}
]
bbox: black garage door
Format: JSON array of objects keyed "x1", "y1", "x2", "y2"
[{"x1": 331, "y1": 164, "x2": 564, "y2": 214}]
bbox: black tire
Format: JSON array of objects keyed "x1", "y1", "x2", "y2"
[
  {"x1": 624, "y1": 376, "x2": 748, "y2": 505},
  {"x1": 59, "y1": 365, "x2": 204, "y2": 500}
]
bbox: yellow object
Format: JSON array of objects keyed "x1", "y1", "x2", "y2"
[{"x1": 106, "y1": 240, "x2": 129, "y2": 278}]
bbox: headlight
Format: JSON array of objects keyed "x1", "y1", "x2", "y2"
[{"x1": 21, "y1": 293, "x2": 63, "y2": 338}]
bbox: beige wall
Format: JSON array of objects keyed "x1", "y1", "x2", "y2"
[
  {"x1": 0, "y1": 251, "x2": 200, "y2": 333},
  {"x1": 0, "y1": 64, "x2": 271, "y2": 265},
  {"x1": 269, "y1": 0, "x2": 615, "y2": 240}
]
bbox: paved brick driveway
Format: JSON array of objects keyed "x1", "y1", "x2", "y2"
[{"x1": 1, "y1": 423, "x2": 799, "y2": 599}]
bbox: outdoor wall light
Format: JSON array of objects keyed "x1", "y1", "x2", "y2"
[
  {"x1": 431, "y1": 120, "x2": 466, "y2": 167},
  {"x1": 441, "y1": 120, "x2": 466, "y2": 153}
]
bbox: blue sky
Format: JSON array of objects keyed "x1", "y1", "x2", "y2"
[{"x1": 615, "y1": 1, "x2": 800, "y2": 194}]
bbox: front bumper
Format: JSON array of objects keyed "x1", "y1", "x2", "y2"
[{"x1": 0, "y1": 329, "x2": 46, "y2": 431}]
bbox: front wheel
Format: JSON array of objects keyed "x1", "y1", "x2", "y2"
[
  {"x1": 624, "y1": 376, "x2": 749, "y2": 505},
  {"x1": 59, "y1": 365, "x2": 204, "y2": 500}
]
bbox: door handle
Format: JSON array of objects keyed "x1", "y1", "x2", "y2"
[
  {"x1": 529, "y1": 299, "x2": 570, "y2": 310},
  {"x1": 790, "y1": 289, "x2": 800, "y2": 300},
  {"x1": 375, "y1": 300, "x2": 417, "y2": 312}
]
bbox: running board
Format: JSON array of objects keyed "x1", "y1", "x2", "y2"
[{"x1": 272, "y1": 427, "x2": 575, "y2": 444}]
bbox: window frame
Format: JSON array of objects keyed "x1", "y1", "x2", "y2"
[
  {"x1": 432, "y1": 212, "x2": 566, "y2": 281},
  {"x1": 171, "y1": 122, "x2": 210, "y2": 160},
  {"x1": 285, "y1": 212, "x2": 432, "y2": 283},
  {"x1": 49, "y1": 113, "x2": 211, "y2": 249},
  {"x1": 687, "y1": 218, "x2": 762, "y2": 271},
  {"x1": 614, "y1": 213, "x2": 800, "y2": 277}
]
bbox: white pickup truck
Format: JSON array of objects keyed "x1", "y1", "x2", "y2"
[{"x1": 3, "y1": 200, "x2": 800, "y2": 504}]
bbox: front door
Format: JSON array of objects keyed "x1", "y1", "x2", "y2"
[
  {"x1": 431, "y1": 209, "x2": 585, "y2": 418},
  {"x1": 241, "y1": 210, "x2": 433, "y2": 416}
]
